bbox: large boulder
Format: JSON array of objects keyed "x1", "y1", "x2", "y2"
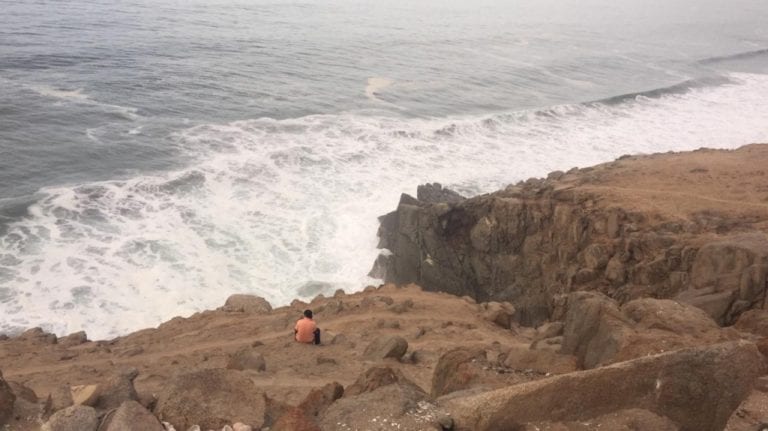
[
  {"x1": 95, "y1": 369, "x2": 139, "y2": 410},
  {"x1": 49, "y1": 385, "x2": 74, "y2": 412},
  {"x1": 226, "y1": 348, "x2": 266, "y2": 371},
  {"x1": 444, "y1": 341, "x2": 766, "y2": 431},
  {"x1": 264, "y1": 383, "x2": 342, "y2": 431},
  {"x1": 0, "y1": 371, "x2": 15, "y2": 426},
  {"x1": 678, "y1": 234, "x2": 768, "y2": 324},
  {"x1": 102, "y1": 400, "x2": 164, "y2": 431},
  {"x1": 363, "y1": 336, "x2": 408, "y2": 361},
  {"x1": 319, "y1": 367, "x2": 440, "y2": 431},
  {"x1": 431, "y1": 347, "x2": 503, "y2": 397},
  {"x1": 560, "y1": 291, "x2": 633, "y2": 369},
  {"x1": 297, "y1": 382, "x2": 344, "y2": 419},
  {"x1": 559, "y1": 292, "x2": 735, "y2": 369},
  {"x1": 480, "y1": 301, "x2": 516, "y2": 329},
  {"x1": 222, "y1": 294, "x2": 273, "y2": 313},
  {"x1": 154, "y1": 369, "x2": 266, "y2": 430},
  {"x1": 59, "y1": 331, "x2": 88, "y2": 347},
  {"x1": 42, "y1": 405, "x2": 98, "y2": 431}
]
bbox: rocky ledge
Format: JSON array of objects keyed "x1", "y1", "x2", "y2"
[
  {"x1": 1, "y1": 145, "x2": 767, "y2": 431},
  {"x1": 1, "y1": 285, "x2": 767, "y2": 431},
  {"x1": 373, "y1": 144, "x2": 768, "y2": 327}
]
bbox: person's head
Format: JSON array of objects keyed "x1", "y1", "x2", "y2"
[{"x1": 303, "y1": 309, "x2": 313, "y2": 319}]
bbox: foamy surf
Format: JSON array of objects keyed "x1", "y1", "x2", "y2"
[
  {"x1": 1, "y1": 72, "x2": 768, "y2": 339},
  {"x1": 365, "y1": 77, "x2": 395, "y2": 102},
  {"x1": 27, "y1": 84, "x2": 141, "y2": 120}
]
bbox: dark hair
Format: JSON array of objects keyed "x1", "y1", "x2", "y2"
[{"x1": 304, "y1": 309, "x2": 313, "y2": 318}]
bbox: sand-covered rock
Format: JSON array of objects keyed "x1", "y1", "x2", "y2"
[
  {"x1": 363, "y1": 336, "x2": 408, "y2": 360},
  {"x1": 154, "y1": 369, "x2": 266, "y2": 430},
  {"x1": 226, "y1": 347, "x2": 266, "y2": 371},
  {"x1": 71, "y1": 384, "x2": 99, "y2": 406},
  {"x1": 444, "y1": 340, "x2": 766, "y2": 431}
]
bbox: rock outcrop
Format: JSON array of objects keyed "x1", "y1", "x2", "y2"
[
  {"x1": 373, "y1": 145, "x2": 768, "y2": 326},
  {"x1": 443, "y1": 340, "x2": 765, "y2": 431}
]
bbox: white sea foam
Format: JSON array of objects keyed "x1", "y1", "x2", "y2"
[
  {"x1": 2, "y1": 72, "x2": 768, "y2": 339},
  {"x1": 29, "y1": 85, "x2": 91, "y2": 101},
  {"x1": 365, "y1": 77, "x2": 394, "y2": 102},
  {"x1": 28, "y1": 84, "x2": 141, "y2": 120}
]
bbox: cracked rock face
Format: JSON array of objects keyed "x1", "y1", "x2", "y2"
[{"x1": 373, "y1": 147, "x2": 768, "y2": 327}]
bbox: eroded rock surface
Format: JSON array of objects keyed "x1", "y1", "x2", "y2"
[{"x1": 373, "y1": 145, "x2": 768, "y2": 326}]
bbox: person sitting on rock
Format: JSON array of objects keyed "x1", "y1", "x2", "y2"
[{"x1": 295, "y1": 309, "x2": 320, "y2": 345}]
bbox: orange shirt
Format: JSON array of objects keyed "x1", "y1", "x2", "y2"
[{"x1": 295, "y1": 317, "x2": 317, "y2": 343}]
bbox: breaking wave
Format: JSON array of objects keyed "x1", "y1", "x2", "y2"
[{"x1": 1, "y1": 72, "x2": 768, "y2": 339}]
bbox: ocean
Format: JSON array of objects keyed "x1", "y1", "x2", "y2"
[{"x1": 1, "y1": 0, "x2": 768, "y2": 338}]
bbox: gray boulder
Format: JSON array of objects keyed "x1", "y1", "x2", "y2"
[{"x1": 42, "y1": 405, "x2": 98, "y2": 431}]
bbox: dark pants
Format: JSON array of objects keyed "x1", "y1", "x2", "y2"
[{"x1": 314, "y1": 328, "x2": 321, "y2": 345}]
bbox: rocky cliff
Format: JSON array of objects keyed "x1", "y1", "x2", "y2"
[
  {"x1": 373, "y1": 144, "x2": 768, "y2": 327},
  {"x1": 2, "y1": 145, "x2": 768, "y2": 431}
]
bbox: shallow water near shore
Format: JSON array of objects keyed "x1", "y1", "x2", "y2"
[{"x1": 1, "y1": 0, "x2": 768, "y2": 338}]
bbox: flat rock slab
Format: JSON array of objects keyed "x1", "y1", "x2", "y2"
[{"x1": 444, "y1": 340, "x2": 766, "y2": 431}]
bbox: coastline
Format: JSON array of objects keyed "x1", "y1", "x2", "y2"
[{"x1": 1, "y1": 144, "x2": 767, "y2": 430}]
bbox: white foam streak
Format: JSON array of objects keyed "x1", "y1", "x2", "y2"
[
  {"x1": 1, "y1": 73, "x2": 768, "y2": 339},
  {"x1": 28, "y1": 84, "x2": 141, "y2": 120}
]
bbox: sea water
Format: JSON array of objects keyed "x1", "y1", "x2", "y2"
[{"x1": 1, "y1": 0, "x2": 768, "y2": 338}]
